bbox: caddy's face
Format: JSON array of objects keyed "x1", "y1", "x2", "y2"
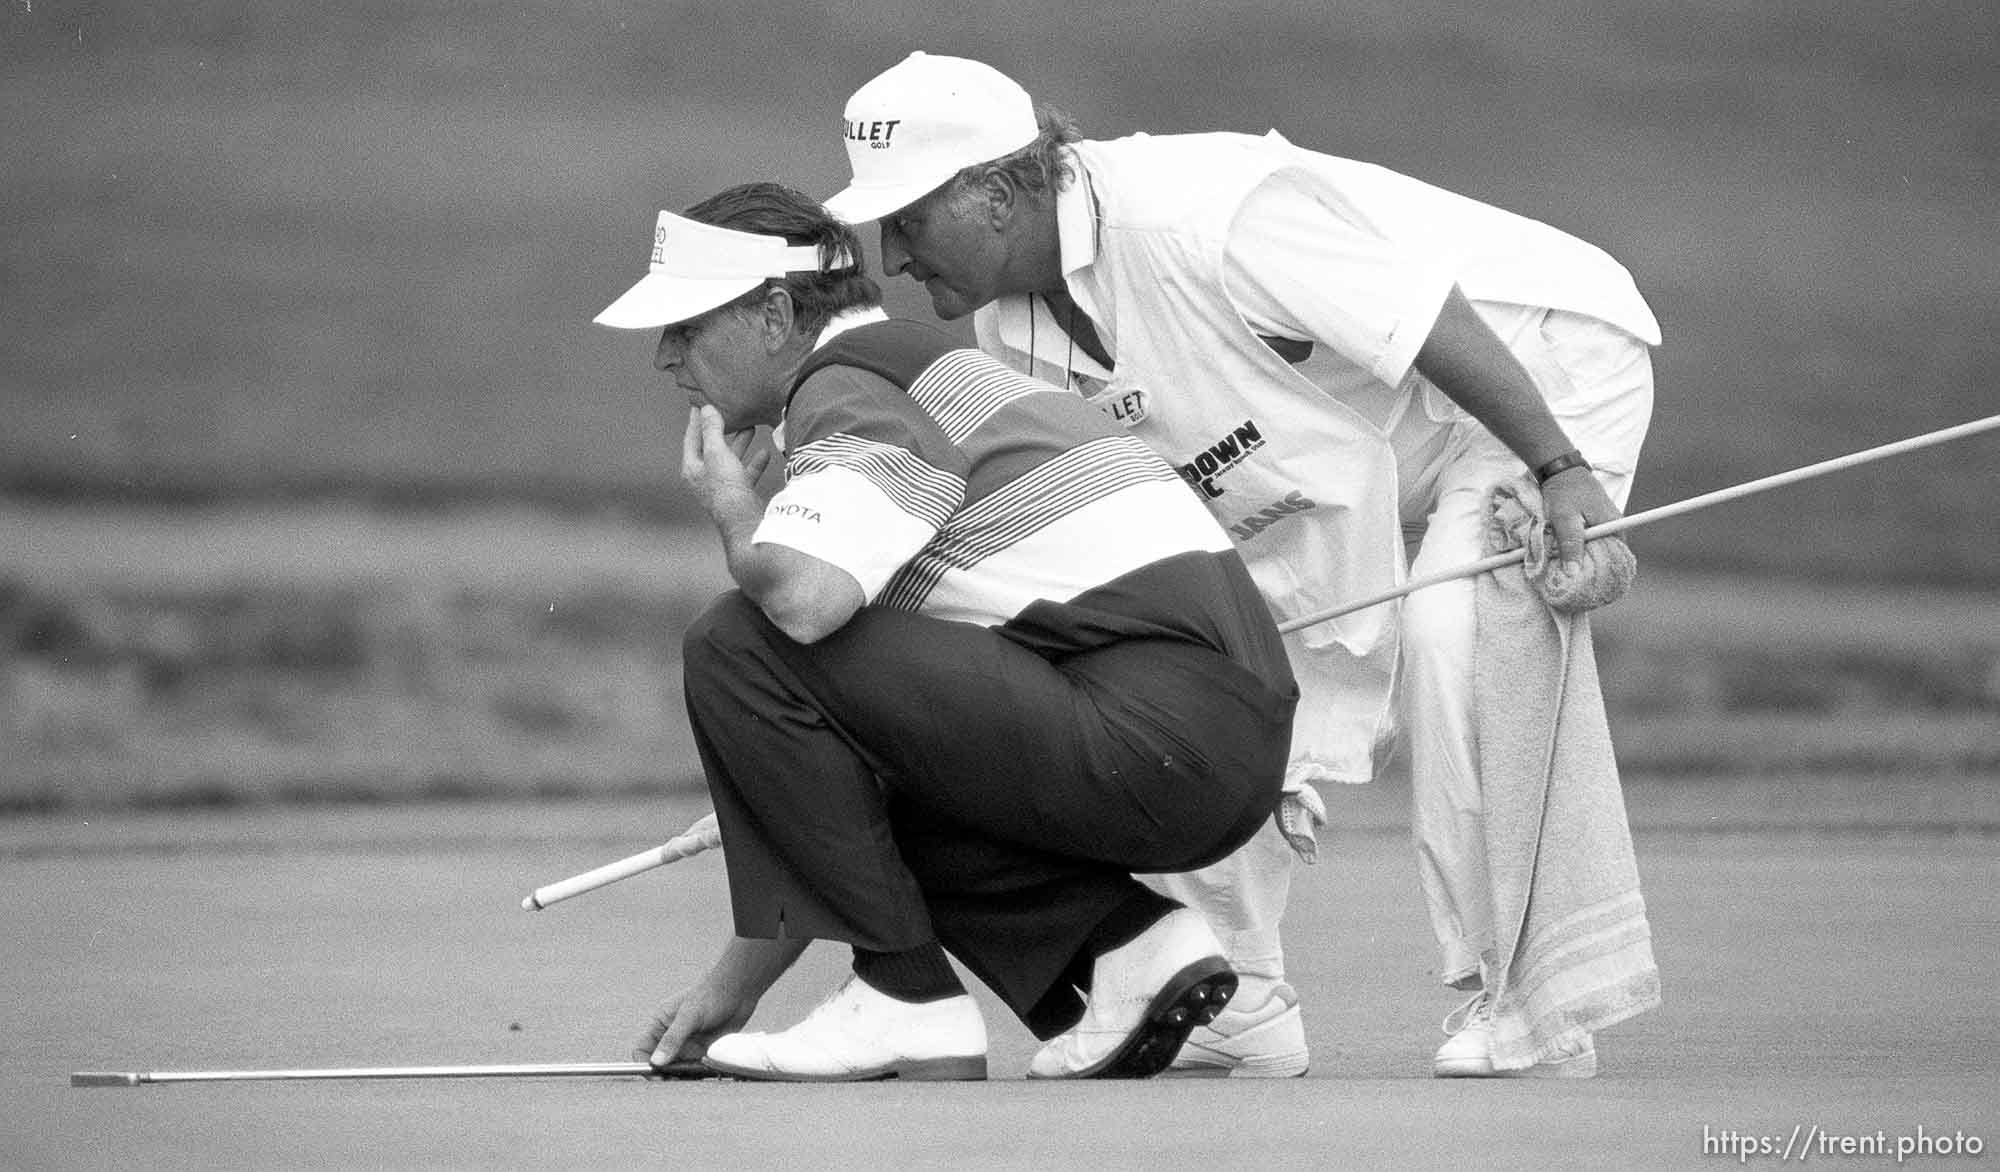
[
  {"x1": 878, "y1": 183, "x2": 1010, "y2": 321},
  {"x1": 654, "y1": 301, "x2": 781, "y2": 430}
]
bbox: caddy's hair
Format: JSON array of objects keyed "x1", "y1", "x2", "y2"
[{"x1": 951, "y1": 105, "x2": 1084, "y2": 202}]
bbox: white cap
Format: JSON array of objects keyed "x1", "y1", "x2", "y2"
[
  {"x1": 594, "y1": 210, "x2": 837, "y2": 329},
  {"x1": 822, "y1": 52, "x2": 1039, "y2": 224}
]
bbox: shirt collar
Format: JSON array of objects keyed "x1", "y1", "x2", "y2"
[
  {"x1": 811, "y1": 304, "x2": 889, "y2": 350},
  {"x1": 1053, "y1": 147, "x2": 1099, "y2": 279}
]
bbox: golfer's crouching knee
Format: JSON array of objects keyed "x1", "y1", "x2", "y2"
[{"x1": 681, "y1": 591, "x2": 771, "y2": 680}]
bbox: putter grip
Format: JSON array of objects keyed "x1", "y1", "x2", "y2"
[
  {"x1": 522, "y1": 814, "x2": 723, "y2": 911},
  {"x1": 72, "y1": 1072, "x2": 143, "y2": 1087}
]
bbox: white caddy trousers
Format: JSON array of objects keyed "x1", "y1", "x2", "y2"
[
  {"x1": 1146, "y1": 813, "x2": 1298, "y2": 984},
  {"x1": 1145, "y1": 310, "x2": 1653, "y2": 993}
]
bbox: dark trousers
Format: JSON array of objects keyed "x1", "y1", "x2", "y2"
[{"x1": 682, "y1": 592, "x2": 1293, "y2": 1032}]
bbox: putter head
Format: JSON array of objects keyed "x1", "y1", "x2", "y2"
[{"x1": 648, "y1": 1056, "x2": 716, "y2": 1080}]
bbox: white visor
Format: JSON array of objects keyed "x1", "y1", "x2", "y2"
[{"x1": 594, "y1": 211, "x2": 843, "y2": 329}]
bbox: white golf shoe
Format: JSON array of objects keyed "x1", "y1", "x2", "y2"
[
  {"x1": 702, "y1": 976, "x2": 988, "y2": 1082},
  {"x1": 1431, "y1": 992, "x2": 1597, "y2": 1079},
  {"x1": 1027, "y1": 908, "x2": 1237, "y2": 1080},
  {"x1": 1165, "y1": 977, "x2": 1310, "y2": 1078}
]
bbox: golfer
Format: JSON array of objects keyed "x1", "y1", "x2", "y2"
[
  {"x1": 599, "y1": 183, "x2": 1298, "y2": 1081},
  {"x1": 822, "y1": 52, "x2": 1660, "y2": 1077}
]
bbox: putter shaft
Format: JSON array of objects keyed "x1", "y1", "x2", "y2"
[{"x1": 73, "y1": 1059, "x2": 710, "y2": 1086}]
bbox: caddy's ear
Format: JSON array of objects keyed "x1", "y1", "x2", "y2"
[{"x1": 978, "y1": 167, "x2": 1021, "y2": 230}]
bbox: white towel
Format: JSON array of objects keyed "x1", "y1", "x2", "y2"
[{"x1": 1475, "y1": 477, "x2": 1660, "y2": 1069}]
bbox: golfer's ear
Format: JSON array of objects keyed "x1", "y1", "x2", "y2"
[{"x1": 759, "y1": 285, "x2": 796, "y2": 349}]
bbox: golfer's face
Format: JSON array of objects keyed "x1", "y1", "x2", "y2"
[
  {"x1": 654, "y1": 303, "x2": 776, "y2": 430},
  {"x1": 878, "y1": 185, "x2": 1006, "y2": 321}
]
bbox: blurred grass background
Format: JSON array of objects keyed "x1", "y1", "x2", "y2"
[
  {"x1": 2, "y1": 1, "x2": 1995, "y2": 810},
  {"x1": 3, "y1": 503, "x2": 1993, "y2": 812}
]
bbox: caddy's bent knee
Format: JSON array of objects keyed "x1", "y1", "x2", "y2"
[{"x1": 1400, "y1": 573, "x2": 1476, "y2": 686}]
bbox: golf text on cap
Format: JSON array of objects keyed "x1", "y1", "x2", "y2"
[{"x1": 845, "y1": 119, "x2": 903, "y2": 148}]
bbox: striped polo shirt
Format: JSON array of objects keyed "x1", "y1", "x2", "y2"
[{"x1": 753, "y1": 315, "x2": 1294, "y2": 685}]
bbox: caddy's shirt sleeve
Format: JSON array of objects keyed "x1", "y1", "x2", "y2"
[
  {"x1": 1223, "y1": 168, "x2": 1458, "y2": 390},
  {"x1": 751, "y1": 364, "x2": 967, "y2": 601}
]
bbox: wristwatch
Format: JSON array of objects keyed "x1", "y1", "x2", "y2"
[{"x1": 1533, "y1": 450, "x2": 1592, "y2": 484}]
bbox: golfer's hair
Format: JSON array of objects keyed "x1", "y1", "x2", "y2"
[
  {"x1": 682, "y1": 182, "x2": 881, "y2": 336},
  {"x1": 956, "y1": 104, "x2": 1083, "y2": 200}
]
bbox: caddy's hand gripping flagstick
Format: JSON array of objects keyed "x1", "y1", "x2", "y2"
[{"x1": 522, "y1": 414, "x2": 1999, "y2": 908}]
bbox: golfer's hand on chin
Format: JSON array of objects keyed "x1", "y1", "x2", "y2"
[{"x1": 682, "y1": 405, "x2": 772, "y2": 527}]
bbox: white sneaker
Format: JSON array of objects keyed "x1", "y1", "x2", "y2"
[
  {"x1": 1431, "y1": 992, "x2": 1597, "y2": 1079},
  {"x1": 702, "y1": 976, "x2": 987, "y2": 1082},
  {"x1": 1027, "y1": 908, "x2": 1236, "y2": 1080},
  {"x1": 1166, "y1": 978, "x2": 1309, "y2": 1078}
]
